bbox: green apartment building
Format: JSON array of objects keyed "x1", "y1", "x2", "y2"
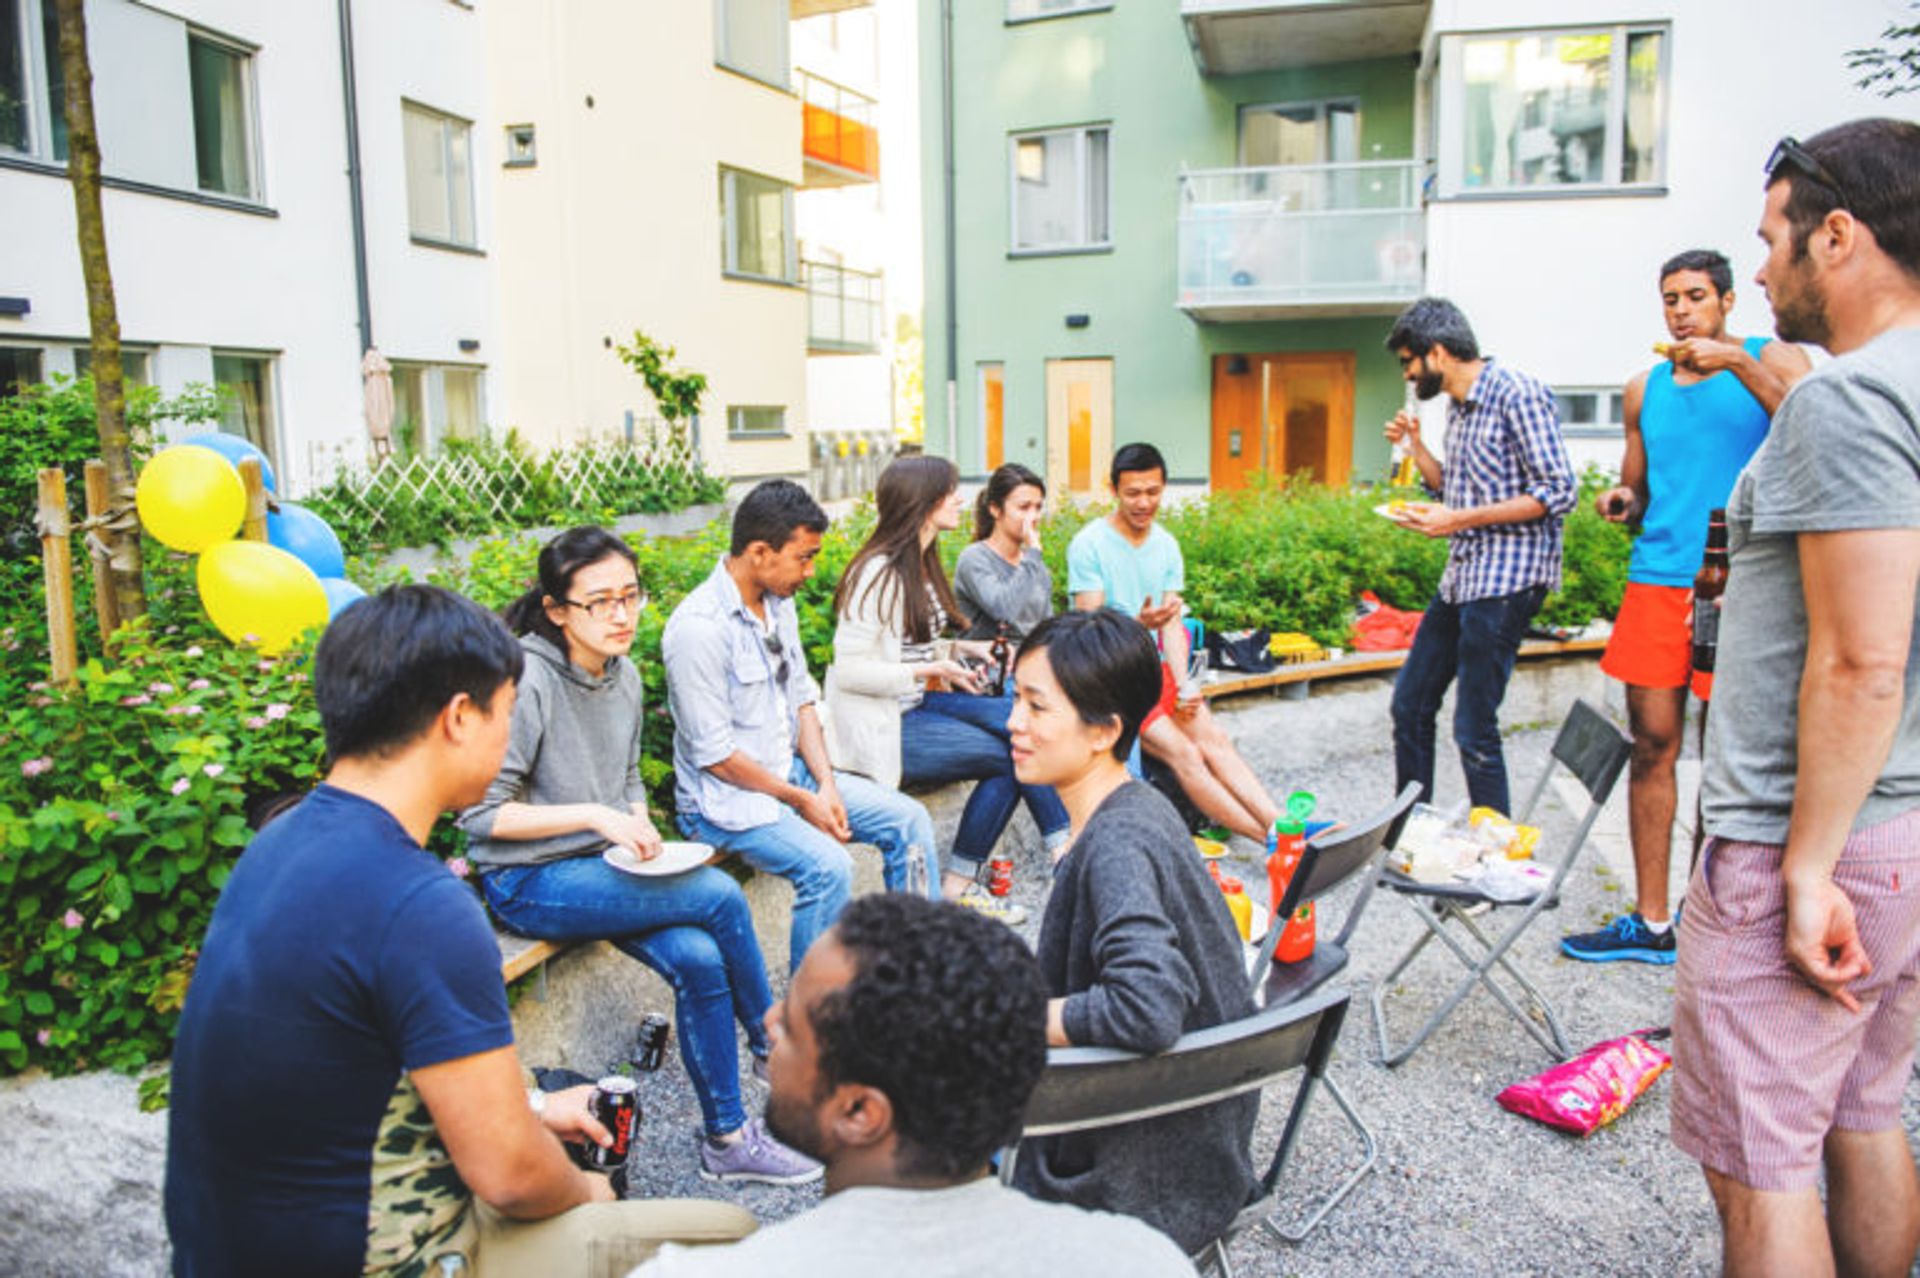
[{"x1": 918, "y1": 0, "x2": 1428, "y2": 500}]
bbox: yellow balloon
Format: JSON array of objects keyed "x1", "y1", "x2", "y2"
[
  {"x1": 196, "y1": 541, "x2": 330, "y2": 654},
  {"x1": 136, "y1": 446, "x2": 246, "y2": 553}
]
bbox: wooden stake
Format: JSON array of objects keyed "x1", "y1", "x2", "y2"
[
  {"x1": 82, "y1": 458, "x2": 118, "y2": 643},
  {"x1": 238, "y1": 458, "x2": 268, "y2": 542},
  {"x1": 38, "y1": 468, "x2": 78, "y2": 684}
]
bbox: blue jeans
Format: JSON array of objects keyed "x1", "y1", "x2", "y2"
[
  {"x1": 901, "y1": 691, "x2": 1071, "y2": 874},
  {"x1": 1390, "y1": 584, "x2": 1547, "y2": 815},
  {"x1": 481, "y1": 858, "x2": 771, "y2": 1138},
  {"x1": 680, "y1": 761, "x2": 938, "y2": 971}
]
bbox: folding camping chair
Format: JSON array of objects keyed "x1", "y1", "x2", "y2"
[
  {"x1": 1000, "y1": 987, "x2": 1351, "y2": 1278},
  {"x1": 1370, "y1": 699, "x2": 1631, "y2": 1068},
  {"x1": 1244, "y1": 781, "x2": 1419, "y2": 1241}
]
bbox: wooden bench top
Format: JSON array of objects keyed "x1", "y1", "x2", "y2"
[{"x1": 1198, "y1": 636, "x2": 1606, "y2": 702}]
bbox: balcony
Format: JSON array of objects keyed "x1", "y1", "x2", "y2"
[
  {"x1": 1177, "y1": 160, "x2": 1424, "y2": 322},
  {"x1": 792, "y1": 0, "x2": 870, "y2": 16},
  {"x1": 799, "y1": 70, "x2": 879, "y2": 187},
  {"x1": 804, "y1": 260, "x2": 884, "y2": 353},
  {"x1": 1181, "y1": 0, "x2": 1429, "y2": 75}
]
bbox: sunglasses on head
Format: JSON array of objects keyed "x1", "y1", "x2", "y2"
[{"x1": 1765, "y1": 136, "x2": 1849, "y2": 208}]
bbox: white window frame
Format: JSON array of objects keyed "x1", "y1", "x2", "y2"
[
  {"x1": 1553, "y1": 385, "x2": 1626, "y2": 438},
  {"x1": 1, "y1": 0, "x2": 61, "y2": 162},
  {"x1": 1435, "y1": 23, "x2": 1669, "y2": 199},
  {"x1": 727, "y1": 405, "x2": 787, "y2": 439},
  {"x1": 403, "y1": 99, "x2": 478, "y2": 249},
  {"x1": 1008, "y1": 124, "x2": 1112, "y2": 256},
  {"x1": 390, "y1": 359, "x2": 488, "y2": 455},
  {"x1": 713, "y1": 0, "x2": 790, "y2": 91},
  {"x1": 210, "y1": 350, "x2": 281, "y2": 469},
  {"x1": 186, "y1": 28, "x2": 264, "y2": 202},
  {"x1": 1006, "y1": 0, "x2": 1112, "y2": 23},
  {"x1": 720, "y1": 166, "x2": 797, "y2": 284}
]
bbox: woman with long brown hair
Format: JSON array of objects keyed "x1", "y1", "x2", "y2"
[{"x1": 824, "y1": 456, "x2": 1070, "y2": 923}]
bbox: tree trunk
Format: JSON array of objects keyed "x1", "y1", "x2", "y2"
[{"x1": 55, "y1": 0, "x2": 144, "y2": 625}]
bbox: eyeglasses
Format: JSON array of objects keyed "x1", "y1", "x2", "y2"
[
  {"x1": 763, "y1": 632, "x2": 791, "y2": 687},
  {"x1": 564, "y1": 588, "x2": 647, "y2": 622},
  {"x1": 1765, "y1": 136, "x2": 1849, "y2": 208}
]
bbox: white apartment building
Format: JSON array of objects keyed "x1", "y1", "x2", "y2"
[{"x1": 0, "y1": 0, "x2": 494, "y2": 494}]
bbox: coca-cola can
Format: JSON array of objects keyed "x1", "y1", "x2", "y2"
[
  {"x1": 634, "y1": 1013, "x2": 671, "y2": 1073},
  {"x1": 586, "y1": 1076, "x2": 639, "y2": 1170},
  {"x1": 987, "y1": 856, "x2": 1014, "y2": 897}
]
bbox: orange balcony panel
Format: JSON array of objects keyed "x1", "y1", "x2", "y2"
[{"x1": 802, "y1": 103, "x2": 879, "y2": 181}]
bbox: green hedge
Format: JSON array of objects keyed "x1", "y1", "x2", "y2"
[{"x1": 0, "y1": 478, "x2": 1626, "y2": 1077}]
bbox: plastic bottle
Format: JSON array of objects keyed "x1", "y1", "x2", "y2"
[
  {"x1": 1265, "y1": 790, "x2": 1318, "y2": 964},
  {"x1": 1222, "y1": 878, "x2": 1253, "y2": 942}
]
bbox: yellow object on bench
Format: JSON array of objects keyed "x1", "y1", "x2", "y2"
[{"x1": 1266, "y1": 632, "x2": 1326, "y2": 665}]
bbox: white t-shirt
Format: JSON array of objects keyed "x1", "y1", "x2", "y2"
[{"x1": 630, "y1": 1176, "x2": 1195, "y2": 1278}]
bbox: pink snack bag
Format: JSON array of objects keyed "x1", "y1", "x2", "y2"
[{"x1": 1496, "y1": 1032, "x2": 1671, "y2": 1136}]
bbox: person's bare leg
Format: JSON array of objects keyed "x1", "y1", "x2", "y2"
[
  {"x1": 1704, "y1": 1167, "x2": 1834, "y2": 1278},
  {"x1": 1142, "y1": 717, "x2": 1265, "y2": 842},
  {"x1": 1826, "y1": 1127, "x2": 1920, "y2": 1278},
  {"x1": 1181, "y1": 702, "x2": 1283, "y2": 831},
  {"x1": 1623, "y1": 683, "x2": 1687, "y2": 923}
]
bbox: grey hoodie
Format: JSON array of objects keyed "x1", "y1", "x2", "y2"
[{"x1": 458, "y1": 632, "x2": 649, "y2": 868}]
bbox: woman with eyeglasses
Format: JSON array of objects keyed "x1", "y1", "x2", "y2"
[
  {"x1": 459, "y1": 526, "x2": 819, "y2": 1186},
  {"x1": 825, "y1": 456, "x2": 1071, "y2": 924}
]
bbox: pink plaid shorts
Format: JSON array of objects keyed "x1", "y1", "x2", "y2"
[{"x1": 1671, "y1": 807, "x2": 1920, "y2": 1191}]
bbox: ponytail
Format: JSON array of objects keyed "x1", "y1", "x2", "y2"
[
  {"x1": 501, "y1": 525, "x2": 638, "y2": 649},
  {"x1": 973, "y1": 463, "x2": 1047, "y2": 542}
]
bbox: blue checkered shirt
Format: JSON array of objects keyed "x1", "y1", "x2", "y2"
[{"x1": 1430, "y1": 360, "x2": 1576, "y2": 604}]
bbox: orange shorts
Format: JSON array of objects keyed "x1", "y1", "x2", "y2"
[
  {"x1": 1600, "y1": 581, "x2": 1712, "y2": 700},
  {"x1": 1141, "y1": 661, "x2": 1180, "y2": 733}
]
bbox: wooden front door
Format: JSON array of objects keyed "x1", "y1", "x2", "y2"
[
  {"x1": 1045, "y1": 357, "x2": 1114, "y2": 503},
  {"x1": 1209, "y1": 352, "x2": 1353, "y2": 490}
]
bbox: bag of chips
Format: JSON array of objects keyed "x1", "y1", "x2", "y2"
[{"x1": 1495, "y1": 1031, "x2": 1671, "y2": 1136}]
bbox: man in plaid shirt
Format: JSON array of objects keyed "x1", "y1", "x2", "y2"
[{"x1": 1382, "y1": 297, "x2": 1576, "y2": 814}]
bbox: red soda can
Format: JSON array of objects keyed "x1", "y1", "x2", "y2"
[
  {"x1": 987, "y1": 855, "x2": 1014, "y2": 897},
  {"x1": 586, "y1": 1076, "x2": 639, "y2": 1170}
]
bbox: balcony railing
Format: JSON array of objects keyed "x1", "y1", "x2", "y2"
[
  {"x1": 799, "y1": 70, "x2": 879, "y2": 185},
  {"x1": 803, "y1": 260, "x2": 884, "y2": 353},
  {"x1": 1177, "y1": 160, "x2": 1425, "y2": 321}
]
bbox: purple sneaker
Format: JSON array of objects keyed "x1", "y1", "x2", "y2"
[{"x1": 698, "y1": 1117, "x2": 822, "y2": 1186}]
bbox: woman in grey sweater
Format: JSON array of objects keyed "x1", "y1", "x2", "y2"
[
  {"x1": 458, "y1": 527, "x2": 817, "y2": 1186},
  {"x1": 1006, "y1": 609, "x2": 1257, "y2": 1255},
  {"x1": 954, "y1": 463, "x2": 1054, "y2": 642}
]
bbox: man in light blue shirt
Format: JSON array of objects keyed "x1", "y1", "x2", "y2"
[
  {"x1": 1068, "y1": 443, "x2": 1282, "y2": 843},
  {"x1": 663, "y1": 481, "x2": 939, "y2": 971}
]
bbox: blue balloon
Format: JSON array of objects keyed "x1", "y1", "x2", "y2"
[
  {"x1": 267, "y1": 502, "x2": 347, "y2": 580},
  {"x1": 319, "y1": 576, "x2": 368, "y2": 620},
  {"x1": 180, "y1": 432, "x2": 277, "y2": 494}
]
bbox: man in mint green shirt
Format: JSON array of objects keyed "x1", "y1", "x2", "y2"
[{"x1": 1067, "y1": 443, "x2": 1281, "y2": 842}]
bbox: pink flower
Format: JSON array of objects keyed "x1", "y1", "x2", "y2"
[
  {"x1": 19, "y1": 757, "x2": 52, "y2": 778},
  {"x1": 447, "y1": 857, "x2": 472, "y2": 879},
  {"x1": 35, "y1": 1030, "x2": 50, "y2": 1048},
  {"x1": 245, "y1": 716, "x2": 268, "y2": 730},
  {"x1": 287, "y1": 672, "x2": 309, "y2": 684},
  {"x1": 120, "y1": 693, "x2": 151, "y2": 707},
  {"x1": 203, "y1": 763, "x2": 225, "y2": 779},
  {"x1": 256, "y1": 660, "x2": 274, "y2": 673},
  {"x1": 170, "y1": 777, "x2": 191, "y2": 797},
  {"x1": 188, "y1": 678, "x2": 211, "y2": 691},
  {"x1": 29, "y1": 695, "x2": 52, "y2": 708},
  {"x1": 184, "y1": 645, "x2": 204, "y2": 658},
  {"x1": 164, "y1": 625, "x2": 180, "y2": 635},
  {"x1": 148, "y1": 681, "x2": 174, "y2": 695},
  {"x1": 28, "y1": 680, "x2": 46, "y2": 692},
  {"x1": 243, "y1": 633, "x2": 261, "y2": 645},
  {"x1": 105, "y1": 811, "x2": 121, "y2": 822},
  {"x1": 264, "y1": 703, "x2": 291, "y2": 721},
  {"x1": 62, "y1": 909, "x2": 83, "y2": 930},
  {"x1": 165, "y1": 704, "x2": 205, "y2": 717}
]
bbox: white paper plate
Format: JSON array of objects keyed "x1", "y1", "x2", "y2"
[
  {"x1": 1372, "y1": 502, "x2": 1415, "y2": 522},
  {"x1": 604, "y1": 841, "x2": 714, "y2": 878}
]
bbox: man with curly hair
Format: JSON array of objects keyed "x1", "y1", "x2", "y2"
[{"x1": 630, "y1": 894, "x2": 1192, "y2": 1276}]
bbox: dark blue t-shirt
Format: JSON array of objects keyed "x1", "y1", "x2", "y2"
[{"x1": 165, "y1": 785, "x2": 514, "y2": 1277}]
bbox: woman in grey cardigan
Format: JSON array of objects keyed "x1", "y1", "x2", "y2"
[
  {"x1": 954, "y1": 463, "x2": 1053, "y2": 642},
  {"x1": 1006, "y1": 608, "x2": 1257, "y2": 1255}
]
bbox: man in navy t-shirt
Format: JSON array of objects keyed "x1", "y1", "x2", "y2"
[{"x1": 165, "y1": 586, "x2": 753, "y2": 1276}]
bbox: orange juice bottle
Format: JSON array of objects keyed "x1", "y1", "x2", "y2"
[{"x1": 1265, "y1": 792, "x2": 1318, "y2": 963}]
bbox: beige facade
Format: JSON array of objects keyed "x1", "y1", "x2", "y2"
[{"x1": 485, "y1": 0, "x2": 809, "y2": 479}]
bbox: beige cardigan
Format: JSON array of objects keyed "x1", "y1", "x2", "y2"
[{"x1": 823, "y1": 556, "x2": 950, "y2": 786}]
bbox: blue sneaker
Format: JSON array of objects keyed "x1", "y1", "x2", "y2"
[{"x1": 1561, "y1": 913, "x2": 1677, "y2": 965}]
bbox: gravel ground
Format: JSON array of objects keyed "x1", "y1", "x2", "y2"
[{"x1": 607, "y1": 677, "x2": 1756, "y2": 1276}]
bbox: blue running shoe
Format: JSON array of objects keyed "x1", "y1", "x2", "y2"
[{"x1": 1561, "y1": 912, "x2": 1677, "y2": 965}]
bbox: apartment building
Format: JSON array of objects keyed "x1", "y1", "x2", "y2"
[{"x1": 918, "y1": 0, "x2": 1903, "y2": 498}]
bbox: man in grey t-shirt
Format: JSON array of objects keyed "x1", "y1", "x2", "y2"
[
  {"x1": 631, "y1": 895, "x2": 1194, "y2": 1278},
  {"x1": 1670, "y1": 119, "x2": 1920, "y2": 1278}
]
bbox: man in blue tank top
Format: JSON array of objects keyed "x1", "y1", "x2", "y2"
[{"x1": 1564, "y1": 250, "x2": 1808, "y2": 965}]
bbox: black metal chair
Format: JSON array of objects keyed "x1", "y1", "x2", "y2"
[
  {"x1": 1370, "y1": 698, "x2": 1632, "y2": 1067},
  {"x1": 1000, "y1": 988, "x2": 1352, "y2": 1278}
]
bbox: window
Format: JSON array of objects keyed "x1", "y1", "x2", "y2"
[
  {"x1": 727, "y1": 405, "x2": 786, "y2": 438},
  {"x1": 2, "y1": 0, "x2": 66, "y2": 161},
  {"x1": 1007, "y1": 0, "x2": 1112, "y2": 21},
  {"x1": 188, "y1": 33, "x2": 257, "y2": 199},
  {"x1": 403, "y1": 101, "x2": 476, "y2": 248},
  {"x1": 1239, "y1": 100, "x2": 1359, "y2": 166},
  {"x1": 1553, "y1": 386, "x2": 1625, "y2": 436},
  {"x1": 714, "y1": 0, "x2": 788, "y2": 90},
  {"x1": 71, "y1": 347, "x2": 152, "y2": 386},
  {"x1": 0, "y1": 346, "x2": 42, "y2": 398},
  {"x1": 720, "y1": 167, "x2": 796, "y2": 283},
  {"x1": 503, "y1": 123, "x2": 536, "y2": 168},
  {"x1": 1438, "y1": 25, "x2": 1667, "y2": 196},
  {"x1": 1010, "y1": 126, "x2": 1110, "y2": 253},
  {"x1": 212, "y1": 353, "x2": 277, "y2": 465},
  {"x1": 390, "y1": 361, "x2": 486, "y2": 455}
]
